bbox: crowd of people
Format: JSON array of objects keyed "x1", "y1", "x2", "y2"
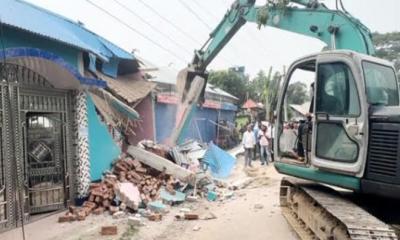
[
  {"x1": 241, "y1": 114, "x2": 313, "y2": 167},
  {"x1": 241, "y1": 121, "x2": 274, "y2": 168},
  {"x1": 279, "y1": 114, "x2": 313, "y2": 161}
]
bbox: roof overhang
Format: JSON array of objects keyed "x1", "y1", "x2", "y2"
[{"x1": 2, "y1": 47, "x2": 106, "y2": 88}]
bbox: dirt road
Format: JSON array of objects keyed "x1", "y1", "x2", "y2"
[
  {"x1": 1, "y1": 154, "x2": 297, "y2": 240},
  {"x1": 152, "y1": 156, "x2": 297, "y2": 240}
]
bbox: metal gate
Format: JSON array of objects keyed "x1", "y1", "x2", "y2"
[{"x1": 0, "y1": 63, "x2": 74, "y2": 232}]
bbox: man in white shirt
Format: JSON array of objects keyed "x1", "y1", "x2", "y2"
[
  {"x1": 242, "y1": 124, "x2": 256, "y2": 167},
  {"x1": 258, "y1": 124, "x2": 271, "y2": 165}
]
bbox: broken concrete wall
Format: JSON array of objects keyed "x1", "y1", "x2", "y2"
[
  {"x1": 88, "y1": 95, "x2": 121, "y2": 181},
  {"x1": 127, "y1": 94, "x2": 155, "y2": 146},
  {"x1": 154, "y1": 101, "x2": 221, "y2": 144}
]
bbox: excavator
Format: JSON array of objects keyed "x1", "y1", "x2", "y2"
[{"x1": 173, "y1": 0, "x2": 400, "y2": 239}]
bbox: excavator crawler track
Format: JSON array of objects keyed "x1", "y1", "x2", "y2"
[{"x1": 280, "y1": 177, "x2": 398, "y2": 240}]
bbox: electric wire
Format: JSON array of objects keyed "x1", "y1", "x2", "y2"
[
  {"x1": 192, "y1": 0, "x2": 221, "y2": 20},
  {"x1": 112, "y1": 0, "x2": 193, "y2": 56},
  {"x1": 136, "y1": 0, "x2": 203, "y2": 46},
  {"x1": 85, "y1": 0, "x2": 187, "y2": 64},
  {"x1": 176, "y1": 0, "x2": 213, "y2": 30},
  {"x1": 194, "y1": 0, "x2": 271, "y2": 70}
]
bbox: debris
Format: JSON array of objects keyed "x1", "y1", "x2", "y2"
[
  {"x1": 58, "y1": 215, "x2": 76, "y2": 223},
  {"x1": 160, "y1": 187, "x2": 186, "y2": 204},
  {"x1": 127, "y1": 146, "x2": 194, "y2": 181},
  {"x1": 115, "y1": 182, "x2": 141, "y2": 210},
  {"x1": 148, "y1": 213, "x2": 163, "y2": 221},
  {"x1": 112, "y1": 211, "x2": 125, "y2": 219},
  {"x1": 207, "y1": 191, "x2": 218, "y2": 201},
  {"x1": 93, "y1": 207, "x2": 105, "y2": 215},
  {"x1": 223, "y1": 191, "x2": 234, "y2": 199},
  {"x1": 186, "y1": 195, "x2": 198, "y2": 202},
  {"x1": 254, "y1": 204, "x2": 264, "y2": 210},
  {"x1": 184, "y1": 213, "x2": 199, "y2": 220},
  {"x1": 148, "y1": 201, "x2": 167, "y2": 213},
  {"x1": 109, "y1": 206, "x2": 119, "y2": 214},
  {"x1": 201, "y1": 212, "x2": 217, "y2": 220},
  {"x1": 128, "y1": 216, "x2": 143, "y2": 227},
  {"x1": 138, "y1": 208, "x2": 152, "y2": 218},
  {"x1": 230, "y1": 178, "x2": 254, "y2": 190},
  {"x1": 202, "y1": 143, "x2": 236, "y2": 179},
  {"x1": 175, "y1": 213, "x2": 185, "y2": 221},
  {"x1": 101, "y1": 226, "x2": 118, "y2": 236},
  {"x1": 193, "y1": 225, "x2": 201, "y2": 231},
  {"x1": 179, "y1": 208, "x2": 191, "y2": 213}
]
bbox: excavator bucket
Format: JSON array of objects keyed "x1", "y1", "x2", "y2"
[
  {"x1": 176, "y1": 67, "x2": 208, "y2": 104},
  {"x1": 165, "y1": 67, "x2": 208, "y2": 146}
]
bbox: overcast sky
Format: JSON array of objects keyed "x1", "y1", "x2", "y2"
[{"x1": 26, "y1": 0, "x2": 400, "y2": 77}]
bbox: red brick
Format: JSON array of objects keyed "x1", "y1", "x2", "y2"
[
  {"x1": 101, "y1": 226, "x2": 117, "y2": 236},
  {"x1": 148, "y1": 213, "x2": 162, "y2": 221},
  {"x1": 184, "y1": 213, "x2": 199, "y2": 220},
  {"x1": 58, "y1": 215, "x2": 76, "y2": 223}
]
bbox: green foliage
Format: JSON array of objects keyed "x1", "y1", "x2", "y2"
[
  {"x1": 286, "y1": 82, "x2": 309, "y2": 105},
  {"x1": 209, "y1": 67, "x2": 283, "y2": 119},
  {"x1": 372, "y1": 32, "x2": 400, "y2": 78},
  {"x1": 250, "y1": 68, "x2": 282, "y2": 119},
  {"x1": 208, "y1": 69, "x2": 249, "y2": 104},
  {"x1": 256, "y1": 6, "x2": 269, "y2": 29}
]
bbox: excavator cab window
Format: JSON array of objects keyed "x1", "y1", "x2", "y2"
[
  {"x1": 278, "y1": 60, "x2": 315, "y2": 163},
  {"x1": 315, "y1": 62, "x2": 360, "y2": 162},
  {"x1": 362, "y1": 61, "x2": 399, "y2": 106}
]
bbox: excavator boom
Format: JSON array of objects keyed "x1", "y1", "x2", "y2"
[{"x1": 172, "y1": 0, "x2": 375, "y2": 145}]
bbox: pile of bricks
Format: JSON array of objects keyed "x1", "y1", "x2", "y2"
[{"x1": 59, "y1": 155, "x2": 176, "y2": 222}]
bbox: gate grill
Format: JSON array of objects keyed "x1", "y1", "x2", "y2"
[{"x1": 0, "y1": 63, "x2": 74, "y2": 232}]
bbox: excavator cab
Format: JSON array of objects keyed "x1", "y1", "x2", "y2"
[{"x1": 275, "y1": 50, "x2": 400, "y2": 191}]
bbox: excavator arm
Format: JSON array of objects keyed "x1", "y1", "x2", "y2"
[
  {"x1": 171, "y1": 0, "x2": 375, "y2": 145},
  {"x1": 193, "y1": 0, "x2": 374, "y2": 72}
]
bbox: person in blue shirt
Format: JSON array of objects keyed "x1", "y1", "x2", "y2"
[{"x1": 252, "y1": 121, "x2": 261, "y2": 160}]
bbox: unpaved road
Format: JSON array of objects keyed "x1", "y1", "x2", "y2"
[
  {"x1": 154, "y1": 157, "x2": 297, "y2": 240},
  {"x1": 1, "y1": 154, "x2": 297, "y2": 240}
]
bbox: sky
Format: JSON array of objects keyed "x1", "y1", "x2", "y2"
[{"x1": 25, "y1": 0, "x2": 400, "y2": 78}]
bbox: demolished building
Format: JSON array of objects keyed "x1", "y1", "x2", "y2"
[
  {"x1": 0, "y1": 0, "x2": 153, "y2": 232},
  {"x1": 150, "y1": 66, "x2": 239, "y2": 147}
]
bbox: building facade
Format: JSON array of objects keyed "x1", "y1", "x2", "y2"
[{"x1": 0, "y1": 0, "x2": 143, "y2": 232}]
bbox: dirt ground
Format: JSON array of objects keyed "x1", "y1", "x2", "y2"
[{"x1": 1, "y1": 150, "x2": 297, "y2": 240}]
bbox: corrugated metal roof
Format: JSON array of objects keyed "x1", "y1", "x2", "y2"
[
  {"x1": 1, "y1": 0, "x2": 133, "y2": 61},
  {"x1": 94, "y1": 71, "x2": 156, "y2": 104}
]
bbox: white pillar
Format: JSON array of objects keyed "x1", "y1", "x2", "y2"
[{"x1": 75, "y1": 91, "x2": 90, "y2": 198}]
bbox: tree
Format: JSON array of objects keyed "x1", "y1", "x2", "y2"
[
  {"x1": 372, "y1": 32, "x2": 400, "y2": 78},
  {"x1": 251, "y1": 68, "x2": 282, "y2": 120},
  {"x1": 286, "y1": 81, "x2": 309, "y2": 105},
  {"x1": 208, "y1": 69, "x2": 249, "y2": 104}
]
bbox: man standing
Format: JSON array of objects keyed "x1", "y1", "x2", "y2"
[
  {"x1": 242, "y1": 124, "x2": 256, "y2": 168},
  {"x1": 252, "y1": 121, "x2": 260, "y2": 160},
  {"x1": 258, "y1": 124, "x2": 271, "y2": 165}
]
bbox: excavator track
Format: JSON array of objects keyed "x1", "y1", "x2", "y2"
[{"x1": 280, "y1": 177, "x2": 398, "y2": 240}]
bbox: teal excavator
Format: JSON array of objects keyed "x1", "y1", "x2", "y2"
[{"x1": 174, "y1": 0, "x2": 400, "y2": 239}]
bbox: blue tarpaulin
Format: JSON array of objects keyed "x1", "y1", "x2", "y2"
[{"x1": 203, "y1": 143, "x2": 236, "y2": 179}]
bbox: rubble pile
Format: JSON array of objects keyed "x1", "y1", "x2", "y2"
[
  {"x1": 59, "y1": 155, "x2": 178, "y2": 222},
  {"x1": 58, "y1": 139, "x2": 237, "y2": 237}
]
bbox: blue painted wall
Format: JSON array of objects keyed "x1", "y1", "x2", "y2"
[
  {"x1": 155, "y1": 103, "x2": 236, "y2": 144},
  {"x1": 87, "y1": 96, "x2": 121, "y2": 181},
  {"x1": 2, "y1": 25, "x2": 80, "y2": 67}
]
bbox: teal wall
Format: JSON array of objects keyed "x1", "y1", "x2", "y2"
[
  {"x1": 2, "y1": 25, "x2": 80, "y2": 67},
  {"x1": 87, "y1": 95, "x2": 121, "y2": 181}
]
